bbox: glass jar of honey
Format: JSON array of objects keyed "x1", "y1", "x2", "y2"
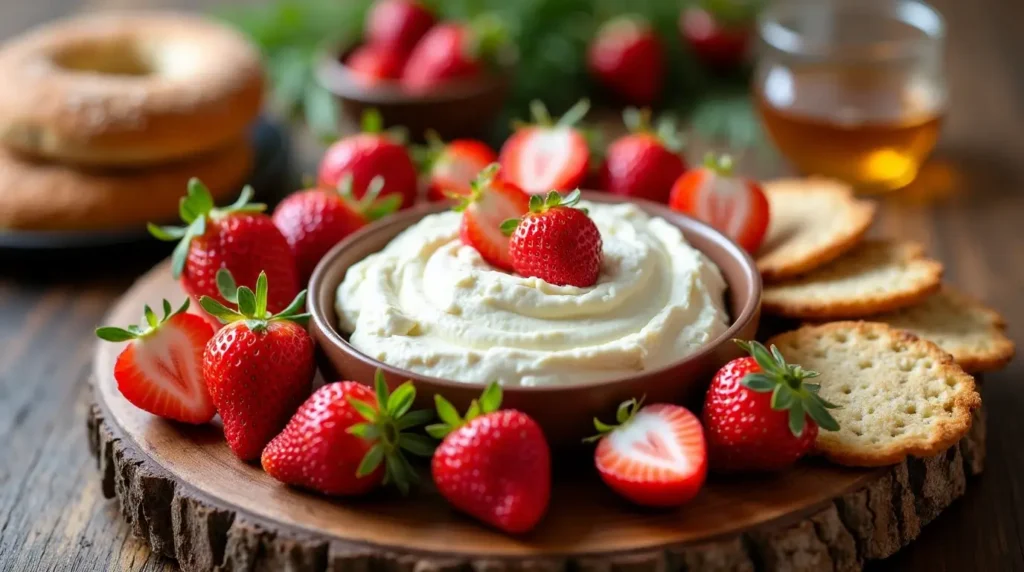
[{"x1": 754, "y1": 0, "x2": 946, "y2": 193}]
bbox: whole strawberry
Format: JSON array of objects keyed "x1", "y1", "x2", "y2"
[
  {"x1": 499, "y1": 99, "x2": 593, "y2": 195},
  {"x1": 428, "y1": 383, "x2": 551, "y2": 534},
  {"x1": 501, "y1": 189, "x2": 603, "y2": 287},
  {"x1": 345, "y1": 44, "x2": 407, "y2": 85},
  {"x1": 149, "y1": 180, "x2": 299, "y2": 325},
  {"x1": 201, "y1": 270, "x2": 315, "y2": 461},
  {"x1": 452, "y1": 163, "x2": 530, "y2": 271},
  {"x1": 96, "y1": 299, "x2": 216, "y2": 424},
  {"x1": 588, "y1": 16, "x2": 664, "y2": 107},
  {"x1": 414, "y1": 131, "x2": 497, "y2": 202},
  {"x1": 366, "y1": 0, "x2": 436, "y2": 55},
  {"x1": 318, "y1": 109, "x2": 418, "y2": 210},
  {"x1": 273, "y1": 174, "x2": 399, "y2": 282},
  {"x1": 703, "y1": 340, "x2": 840, "y2": 473},
  {"x1": 262, "y1": 370, "x2": 435, "y2": 496},
  {"x1": 680, "y1": 0, "x2": 755, "y2": 71},
  {"x1": 598, "y1": 108, "x2": 688, "y2": 203},
  {"x1": 401, "y1": 15, "x2": 507, "y2": 93}
]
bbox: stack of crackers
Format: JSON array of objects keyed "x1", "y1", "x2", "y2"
[{"x1": 754, "y1": 177, "x2": 1015, "y2": 467}]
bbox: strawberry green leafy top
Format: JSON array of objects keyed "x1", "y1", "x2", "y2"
[
  {"x1": 500, "y1": 189, "x2": 586, "y2": 235},
  {"x1": 199, "y1": 269, "x2": 308, "y2": 332},
  {"x1": 95, "y1": 298, "x2": 192, "y2": 342}
]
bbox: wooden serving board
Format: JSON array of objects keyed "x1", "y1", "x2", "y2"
[{"x1": 87, "y1": 260, "x2": 987, "y2": 572}]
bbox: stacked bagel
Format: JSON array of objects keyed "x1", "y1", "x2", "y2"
[{"x1": 0, "y1": 12, "x2": 265, "y2": 231}]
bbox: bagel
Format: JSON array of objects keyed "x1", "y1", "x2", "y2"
[
  {"x1": 0, "y1": 11, "x2": 264, "y2": 166},
  {"x1": 0, "y1": 139, "x2": 252, "y2": 231}
]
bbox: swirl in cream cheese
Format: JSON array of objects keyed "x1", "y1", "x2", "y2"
[{"x1": 336, "y1": 201, "x2": 730, "y2": 386}]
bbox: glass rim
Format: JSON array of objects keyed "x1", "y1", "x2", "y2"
[{"x1": 758, "y1": 0, "x2": 946, "y2": 61}]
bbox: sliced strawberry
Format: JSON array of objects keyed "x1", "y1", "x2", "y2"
[
  {"x1": 96, "y1": 299, "x2": 216, "y2": 424},
  {"x1": 499, "y1": 99, "x2": 592, "y2": 194},
  {"x1": 452, "y1": 164, "x2": 530, "y2": 271},
  {"x1": 415, "y1": 133, "x2": 497, "y2": 201},
  {"x1": 588, "y1": 399, "x2": 707, "y2": 507},
  {"x1": 669, "y1": 153, "x2": 770, "y2": 253}
]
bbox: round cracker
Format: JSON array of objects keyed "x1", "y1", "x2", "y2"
[
  {"x1": 768, "y1": 321, "x2": 980, "y2": 467},
  {"x1": 757, "y1": 178, "x2": 876, "y2": 281},
  {"x1": 870, "y1": 287, "x2": 1015, "y2": 373},
  {"x1": 763, "y1": 240, "x2": 943, "y2": 319}
]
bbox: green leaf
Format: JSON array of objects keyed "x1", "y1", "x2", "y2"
[
  {"x1": 623, "y1": 107, "x2": 644, "y2": 133},
  {"x1": 545, "y1": 190, "x2": 561, "y2": 207},
  {"x1": 216, "y1": 269, "x2": 239, "y2": 304},
  {"x1": 499, "y1": 218, "x2": 520, "y2": 236},
  {"x1": 199, "y1": 297, "x2": 241, "y2": 323},
  {"x1": 95, "y1": 327, "x2": 138, "y2": 342},
  {"x1": 434, "y1": 394, "x2": 462, "y2": 427},
  {"x1": 147, "y1": 223, "x2": 186, "y2": 241},
  {"x1": 356, "y1": 443, "x2": 385, "y2": 477},
  {"x1": 254, "y1": 272, "x2": 269, "y2": 318},
  {"x1": 562, "y1": 189, "x2": 581, "y2": 207},
  {"x1": 347, "y1": 397, "x2": 378, "y2": 422},
  {"x1": 161, "y1": 299, "x2": 173, "y2": 319},
  {"x1": 529, "y1": 99, "x2": 551, "y2": 125},
  {"x1": 557, "y1": 98, "x2": 590, "y2": 127},
  {"x1": 593, "y1": 418, "x2": 615, "y2": 433},
  {"x1": 143, "y1": 305, "x2": 158, "y2": 329},
  {"x1": 464, "y1": 399, "x2": 481, "y2": 421},
  {"x1": 528, "y1": 194, "x2": 543, "y2": 212},
  {"x1": 387, "y1": 382, "x2": 416, "y2": 418},
  {"x1": 363, "y1": 194, "x2": 402, "y2": 221},
  {"x1": 770, "y1": 384, "x2": 794, "y2": 410},
  {"x1": 274, "y1": 290, "x2": 308, "y2": 321},
  {"x1": 479, "y1": 382, "x2": 502, "y2": 414},
  {"x1": 361, "y1": 108, "x2": 383, "y2": 134},
  {"x1": 227, "y1": 186, "x2": 259, "y2": 212},
  {"x1": 741, "y1": 373, "x2": 776, "y2": 393},
  {"x1": 236, "y1": 286, "x2": 257, "y2": 317},
  {"x1": 169, "y1": 226, "x2": 195, "y2": 279},
  {"x1": 385, "y1": 453, "x2": 411, "y2": 495},
  {"x1": 425, "y1": 423, "x2": 450, "y2": 440},
  {"x1": 395, "y1": 408, "x2": 435, "y2": 430},
  {"x1": 615, "y1": 399, "x2": 634, "y2": 424},
  {"x1": 304, "y1": 83, "x2": 339, "y2": 142},
  {"x1": 346, "y1": 422, "x2": 380, "y2": 441},
  {"x1": 374, "y1": 369, "x2": 390, "y2": 408},
  {"x1": 398, "y1": 433, "x2": 437, "y2": 457},
  {"x1": 788, "y1": 402, "x2": 807, "y2": 437},
  {"x1": 805, "y1": 397, "x2": 841, "y2": 431},
  {"x1": 182, "y1": 179, "x2": 215, "y2": 223}
]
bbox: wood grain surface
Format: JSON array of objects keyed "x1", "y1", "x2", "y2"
[{"x1": 1, "y1": 0, "x2": 1022, "y2": 570}]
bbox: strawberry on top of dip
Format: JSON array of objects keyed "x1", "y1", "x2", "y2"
[{"x1": 335, "y1": 201, "x2": 730, "y2": 386}]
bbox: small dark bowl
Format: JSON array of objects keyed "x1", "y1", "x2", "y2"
[
  {"x1": 315, "y1": 45, "x2": 509, "y2": 142},
  {"x1": 308, "y1": 193, "x2": 762, "y2": 447}
]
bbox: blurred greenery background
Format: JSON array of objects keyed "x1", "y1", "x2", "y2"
[{"x1": 218, "y1": 0, "x2": 765, "y2": 151}]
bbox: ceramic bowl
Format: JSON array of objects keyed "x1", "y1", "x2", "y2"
[
  {"x1": 315, "y1": 46, "x2": 509, "y2": 142},
  {"x1": 308, "y1": 193, "x2": 762, "y2": 447}
]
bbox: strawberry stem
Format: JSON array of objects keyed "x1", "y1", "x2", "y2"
[
  {"x1": 347, "y1": 369, "x2": 436, "y2": 495},
  {"x1": 733, "y1": 339, "x2": 841, "y2": 437},
  {"x1": 96, "y1": 298, "x2": 191, "y2": 342},
  {"x1": 582, "y1": 396, "x2": 646, "y2": 443},
  {"x1": 147, "y1": 178, "x2": 267, "y2": 279},
  {"x1": 450, "y1": 163, "x2": 501, "y2": 213},
  {"x1": 500, "y1": 189, "x2": 586, "y2": 236},
  {"x1": 425, "y1": 382, "x2": 502, "y2": 439},
  {"x1": 199, "y1": 269, "x2": 309, "y2": 331},
  {"x1": 702, "y1": 152, "x2": 735, "y2": 177}
]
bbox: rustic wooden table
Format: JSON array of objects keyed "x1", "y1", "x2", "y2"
[{"x1": 1, "y1": 0, "x2": 1022, "y2": 570}]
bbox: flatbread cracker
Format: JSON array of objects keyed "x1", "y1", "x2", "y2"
[
  {"x1": 763, "y1": 240, "x2": 943, "y2": 319},
  {"x1": 757, "y1": 178, "x2": 876, "y2": 281},
  {"x1": 871, "y1": 287, "x2": 1015, "y2": 373},
  {"x1": 768, "y1": 322, "x2": 980, "y2": 467}
]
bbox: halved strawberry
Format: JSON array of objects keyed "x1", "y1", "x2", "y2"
[
  {"x1": 452, "y1": 164, "x2": 530, "y2": 271},
  {"x1": 95, "y1": 299, "x2": 216, "y2": 424},
  {"x1": 414, "y1": 131, "x2": 497, "y2": 202},
  {"x1": 669, "y1": 152, "x2": 770, "y2": 253},
  {"x1": 499, "y1": 99, "x2": 593, "y2": 195},
  {"x1": 586, "y1": 398, "x2": 707, "y2": 507}
]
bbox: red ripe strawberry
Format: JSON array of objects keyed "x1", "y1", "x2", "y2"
[
  {"x1": 452, "y1": 164, "x2": 530, "y2": 271},
  {"x1": 318, "y1": 109, "x2": 418, "y2": 210},
  {"x1": 598, "y1": 108, "x2": 688, "y2": 203},
  {"x1": 428, "y1": 383, "x2": 551, "y2": 534},
  {"x1": 703, "y1": 340, "x2": 841, "y2": 473},
  {"x1": 345, "y1": 44, "x2": 406, "y2": 84},
  {"x1": 585, "y1": 398, "x2": 707, "y2": 507},
  {"x1": 148, "y1": 179, "x2": 300, "y2": 324},
  {"x1": 95, "y1": 299, "x2": 216, "y2": 424},
  {"x1": 588, "y1": 16, "x2": 664, "y2": 107},
  {"x1": 680, "y1": 0, "x2": 755, "y2": 71},
  {"x1": 262, "y1": 370, "x2": 435, "y2": 496},
  {"x1": 366, "y1": 0, "x2": 436, "y2": 55},
  {"x1": 415, "y1": 131, "x2": 497, "y2": 202},
  {"x1": 273, "y1": 175, "x2": 400, "y2": 282},
  {"x1": 201, "y1": 271, "x2": 316, "y2": 461},
  {"x1": 669, "y1": 153, "x2": 770, "y2": 253},
  {"x1": 502, "y1": 190, "x2": 603, "y2": 287},
  {"x1": 499, "y1": 99, "x2": 593, "y2": 195},
  {"x1": 401, "y1": 16, "x2": 506, "y2": 93}
]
